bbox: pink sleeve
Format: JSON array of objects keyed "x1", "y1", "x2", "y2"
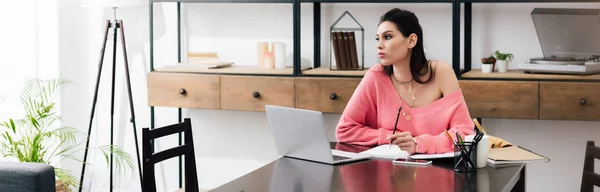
[
  {"x1": 413, "y1": 96, "x2": 475, "y2": 154},
  {"x1": 336, "y1": 72, "x2": 393, "y2": 146}
]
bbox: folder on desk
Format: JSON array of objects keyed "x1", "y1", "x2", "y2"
[{"x1": 487, "y1": 146, "x2": 549, "y2": 167}]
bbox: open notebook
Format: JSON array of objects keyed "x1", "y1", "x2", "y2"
[{"x1": 359, "y1": 144, "x2": 454, "y2": 160}]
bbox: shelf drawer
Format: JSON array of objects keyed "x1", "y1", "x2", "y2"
[
  {"x1": 147, "y1": 72, "x2": 220, "y2": 109},
  {"x1": 295, "y1": 77, "x2": 361, "y2": 113},
  {"x1": 459, "y1": 80, "x2": 539, "y2": 119},
  {"x1": 220, "y1": 75, "x2": 295, "y2": 111},
  {"x1": 540, "y1": 82, "x2": 600, "y2": 121}
]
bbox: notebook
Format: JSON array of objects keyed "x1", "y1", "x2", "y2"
[
  {"x1": 487, "y1": 146, "x2": 549, "y2": 167},
  {"x1": 359, "y1": 144, "x2": 454, "y2": 160}
]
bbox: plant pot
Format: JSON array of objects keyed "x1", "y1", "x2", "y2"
[
  {"x1": 481, "y1": 64, "x2": 494, "y2": 73},
  {"x1": 56, "y1": 180, "x2": 71, "y2": 192},
  {"x1": 496, "y1": 59, "x2": 508, "y2": 73}
]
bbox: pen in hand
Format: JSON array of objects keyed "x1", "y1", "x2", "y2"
[{"x1": 389, "y1": 106, "x2": 402, "y2": 149}]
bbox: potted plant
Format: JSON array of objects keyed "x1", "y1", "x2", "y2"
[
  {"x1": 493, "y1": 50, "x2": 513, "y2": 73},
  {"x1": 481, "y1": 56, "x2": 496, "y2": 73},
  {"x1": 0, "y1": 78, "x2": 134, "y2": 191}
]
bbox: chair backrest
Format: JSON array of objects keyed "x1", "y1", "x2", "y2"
[
  {"x1": 581, "y1": 140, "x2": 600, "y2": 192},
  {"x1": 143, "y1": 118, "x2": 198, "y2": 192}
]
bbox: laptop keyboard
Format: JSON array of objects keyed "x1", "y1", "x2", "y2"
[{"x1": 333, "y1": 155, "x2": 351, "y2": 161}]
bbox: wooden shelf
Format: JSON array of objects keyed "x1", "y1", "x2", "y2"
[
  {"x1": 154, "y1": 65, "x2": 303, "y2": 76},
  {"x1": 301, "y1": 67, "x2": 368, "y2": 77},
  {"x1": 460, "y1": 69, "x2": 600, "y2": 81}
]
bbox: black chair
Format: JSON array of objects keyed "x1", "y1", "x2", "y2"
[
  {"x1": 143, "y1": 118, "x2": 198, "y2": 192},
  {"x1": 581, "y1": 140, "x2": 600, "y2": 192}
]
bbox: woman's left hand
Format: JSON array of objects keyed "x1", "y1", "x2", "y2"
[{"x1": 387, "y1": 132, "x2": 417, "y2": 154}]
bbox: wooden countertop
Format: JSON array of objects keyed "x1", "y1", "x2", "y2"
[{"x1": 461, "y1": 69, "x2": 600, "y2": 81}]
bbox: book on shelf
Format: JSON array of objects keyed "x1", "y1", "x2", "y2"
[
  {"x1": 348, "y1": 32, "x2": 359, "y2": 69},
  {"x1": 164, "y1": 61, "x2": 234, "y2": 70},
  {"x1": 331, "y1": 31, "x2": 359, "y2": 70},
  {"x1": 163, "y1": 51, "x2": 234, "y2": 69},
  {"x1": 332, "y1": 32, "x2": 342, "y2": 70}
]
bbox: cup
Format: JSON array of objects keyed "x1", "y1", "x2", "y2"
[
  {"x1": 465, "y1": 134, "x2": 490, "y2": 168},
  {"x1": 453, "y1": 141, "x2": 477, "y2": 173}
]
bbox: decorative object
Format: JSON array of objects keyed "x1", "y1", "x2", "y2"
[
  {"x1": 481, "y1": 56, "x2": 496, "y2": 73},
  {"x1": 493, "y1": 50, "x2": 513, "y2": 73},
  {"x1": 272, "y1": 42, "x2": 287, "y2": 69},
  {"x1": 264, "y1": 52, "x2": 275, "y2": 69},
  {"x1": 330, "y1": 11, "x2": 364, "y2": 70},
  {"x1": 257, "y1": 42, "x2": 269, "y2": 68},
  {"x1": 79, "y1": 0, "x2": 144, "y2": 191},
  {"x1": 0, "y1": 78, "x2": 134, "y2": 191}
]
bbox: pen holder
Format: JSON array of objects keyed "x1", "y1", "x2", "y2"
[{"x1": 453, "y1": 141, "x2": 477, "y2": 173}]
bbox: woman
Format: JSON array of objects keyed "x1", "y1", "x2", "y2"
[{"x1": 336, "y1": 8, "x2": 475, "y2": 155}]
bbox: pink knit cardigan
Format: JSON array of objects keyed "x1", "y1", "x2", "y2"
[{"x1": 336, "y1": 64, "x2": 475, "y2": 154}]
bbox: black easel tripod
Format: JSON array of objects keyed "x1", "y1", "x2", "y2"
[{"x1": 78, "y1": 18, "x2": 143, "y2": 192}]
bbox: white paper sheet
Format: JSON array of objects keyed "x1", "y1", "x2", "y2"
[
  {"x1": 359, "y1": 144, "x2": 409, "y2": 159},
  {"x1": 359, "y1": 145, "x2": 455, "y2": 160}
]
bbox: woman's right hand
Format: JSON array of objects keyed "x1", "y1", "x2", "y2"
[{"x1": 387, "y1": 132, "x2": 417, "y2": 154}]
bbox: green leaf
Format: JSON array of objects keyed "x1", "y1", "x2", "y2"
[
  {"x1": 99, "y1": 145, "x2": 135, "y2": 176},
  {"x1": 55, "y1": 167, "x2": 79, "y2": 188},
  {"x1": 9, "y1": 119, "x2": 15, "y2": 133}
]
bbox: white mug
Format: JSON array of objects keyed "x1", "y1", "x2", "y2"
[{"x1": 465, "y1": 134, "x2": 490, "y2": 168}]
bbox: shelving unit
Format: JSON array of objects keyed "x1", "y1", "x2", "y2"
[
  {"x1": 457, "y1": 0, "x2": 600, "y2": 122},
  {"x1": 460, "y1": 0, "x2": 600, "y2": 78}
]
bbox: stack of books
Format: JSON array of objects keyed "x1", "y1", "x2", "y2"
[
  {"x1": 165, "y1": 52, "x2": 234, "y2": 69},
  {"x1": 331, "y1": 31, "x2": 360, "y2": 69}
]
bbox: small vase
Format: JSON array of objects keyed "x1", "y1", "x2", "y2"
[
  {"x1": 481, "y1": 64, "x2": 494, "y2": 73},
  {"x1": 496, "y1": 60, "x2": 508, "y2": 73}
]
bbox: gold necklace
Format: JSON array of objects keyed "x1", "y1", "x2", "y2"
[{"x1": 390, "y1": 76, "x2": 418, "y2": 120}]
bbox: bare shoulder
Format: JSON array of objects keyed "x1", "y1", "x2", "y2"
[{"x1": 431, "y1": 60, "x2": 460, "y2": 96}]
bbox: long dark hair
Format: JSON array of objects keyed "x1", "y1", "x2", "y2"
[{"x1": 380, "y1": 8, "x2": 433, "y2": 84}]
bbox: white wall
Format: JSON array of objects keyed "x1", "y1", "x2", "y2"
[
  {"x1": 0, "y1": 0, "x2": 59, "y2": 119},
  {"x1": 53, "y1": 1, "x2": 600, "y2": 192}
]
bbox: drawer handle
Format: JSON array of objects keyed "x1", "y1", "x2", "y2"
[
  {"x1": 329, "y1": 93, "x2": 338, "y2": 100},
  {"x1": 252, "y1": 91, "x2": 261, "y2": 98},
  {"x1": 580, "y1": 98, "x2": 587, "y2": 106},
  {"x1": 179, "y1": 88, "x2": 187, "y2": 95}
]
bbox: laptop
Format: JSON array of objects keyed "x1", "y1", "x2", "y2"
[{"x1": 265, "y1": 105, "x2": 370, "y2": 165}]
